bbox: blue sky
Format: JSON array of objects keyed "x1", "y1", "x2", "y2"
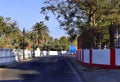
[{"x1": 0, "y1": 0, "x2": 67, "y2": 38}]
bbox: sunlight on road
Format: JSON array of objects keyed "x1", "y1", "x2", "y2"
[{"x1": 0, "y1": 68, "x2": 40, "y2": 80}]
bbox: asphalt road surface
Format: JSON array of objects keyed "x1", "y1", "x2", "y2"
[{"x1": 0, "y1": 55, "x2": 83, "y2": 82}]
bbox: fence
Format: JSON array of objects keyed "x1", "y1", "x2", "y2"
[{"x1": 76, "y1": 48, "x2": 120, "y2": 69}]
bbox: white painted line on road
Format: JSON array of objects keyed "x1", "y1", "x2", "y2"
[{"x1": 64, "y1": 56, "x2": 84, "y2": 82}]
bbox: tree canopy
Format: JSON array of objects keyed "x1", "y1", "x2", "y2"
[
  {"x1": 0, "y1": 16, "x2": 22, "y2": 48},
  {"x1": 0, "y1": 16, "x2": 71, "y2": 51},
  {"x1": 32, "y1": 22, "x2": 50, "y2": 47},
  {"x1": 41, "y1": 0, "x2": 120, "y2": 48}
]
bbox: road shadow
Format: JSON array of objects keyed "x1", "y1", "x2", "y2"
[{"x1": 0, "y1": 56, "x2": 68, "y2": 82}]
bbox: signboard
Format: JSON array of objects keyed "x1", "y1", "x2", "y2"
[{"x1": 69, "y1": 44, "x2": 76, "y2": 53}]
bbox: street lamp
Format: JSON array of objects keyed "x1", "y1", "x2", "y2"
[{"x1": 22, "y1": 28, "x2": 26, "y2": 60}]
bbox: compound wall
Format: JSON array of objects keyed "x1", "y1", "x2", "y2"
[{"x1": 76, "y1": 48, "x2": 120, "y2": 69}]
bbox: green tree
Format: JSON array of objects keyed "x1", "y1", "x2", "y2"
[
  {"x1": 41, "y1": 0, "x2": 120, "y2": 48},
  {"x1": 32, "y1": 22, "x2": 50, "y2": 48},
  {"x1": 59, "y1": 36, "x2": 70, "y2": 50},
  {"x1": 0, "y1": 16, "x2": 22, "y2": 48},
  {"x1": 41, "y1": 36, "x2": 71, "y2": 51}
]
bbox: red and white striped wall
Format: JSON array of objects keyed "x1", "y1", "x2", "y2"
[{"x1": 76, "y1": 48, "x2": 120, "y2": 69}]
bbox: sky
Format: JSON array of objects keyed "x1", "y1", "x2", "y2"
[{"x1": 0, "y1": 0, "x2": 67, "y2": 39}]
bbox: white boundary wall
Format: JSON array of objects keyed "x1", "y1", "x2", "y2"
[
  {"x1": 0, "y1": 48, "x2": 67, "y2": 66},
  {"x1": 92, "y1": 49, "x2": 110, "y2": 65},
  {"x1": 35, "y1": 50, "x2": 67, "y2": 56},
  {"x1": 84, "y1": 49, "x2": 90, "y2": 63},
  {"x1": 13, "y1": 49, "x2": 32, "y2": 61},
  {"x1": 0, "y1": 49, "x2": 15, "y2": 66},
  {"x1": 116, "y1": 49, "x2": 120, "y2": 65},
  {"x1": 76, "y1": 49, "x2": 120, "y2": 69},
  {"x1": 77, "y1": 49, "x2": 82, "y2": 62}
]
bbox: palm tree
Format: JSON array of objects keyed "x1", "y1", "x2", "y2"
[{"x1": 32, "y1": 22, "x2": 50, "y2": 48}]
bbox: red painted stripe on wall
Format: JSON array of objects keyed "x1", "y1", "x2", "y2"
[
  {"x1": 79, "y1": 50, "x2": 81, "y2": 62},
  {"x1": 90, "y1": 49, "x2": 92, "y2": 65},
  {"x1": 110, "y1": 48, "x2": 116, "y2": 68},
  {"x1": 82, "y1": 49, "x2": 84, "y2": 63}
]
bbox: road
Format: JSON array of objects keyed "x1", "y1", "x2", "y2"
[{"x1": 0, "y1": 55, "x2": 84, "y2": 82}]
